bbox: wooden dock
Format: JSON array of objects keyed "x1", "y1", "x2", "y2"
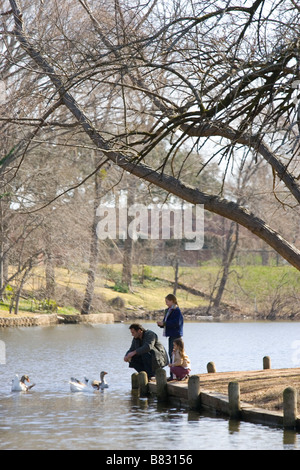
[{"x1": 132, "y1": 365, "x2": 300, "y2": 431}]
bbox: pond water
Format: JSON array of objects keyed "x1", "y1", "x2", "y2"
[{"x1": 1, "y1": 321, "x2": 300, "y2": 450}]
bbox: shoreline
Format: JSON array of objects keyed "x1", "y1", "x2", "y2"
[
  {"x1": 0, "y1": 312, "x2": 114, "y2": 328},
  {"x1": 0, "y1": 308, "x2": 300, "y2": 328}
]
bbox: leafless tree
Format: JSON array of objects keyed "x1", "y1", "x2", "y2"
[{"x1": 1, "y1": 0, "x2": 300, "y2": 273}]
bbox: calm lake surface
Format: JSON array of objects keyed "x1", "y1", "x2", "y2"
[{"x1": 1, "y1": 321, "x2": 300, "y2": 450}]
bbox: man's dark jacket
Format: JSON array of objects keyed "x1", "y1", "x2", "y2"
[{"x1": 126, "y1": 329, "x2": 168, "y2": 370}]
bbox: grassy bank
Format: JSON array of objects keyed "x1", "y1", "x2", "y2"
[
  {"x1": 3, "y1": 263, "x2": 300, "y2": 318},
  {"x1": 149, "y1": 264, "x2": 300, "y2": 311}
]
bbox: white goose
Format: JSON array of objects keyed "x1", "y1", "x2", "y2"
[
  {"x1": 69, "y1": 377, "x2": 95, "y2": 393},
  {"x1": 69, "y1": 371, "x2": 108, "y2": 392},
  {"x1": 11, "y1": 374, "x2": 35, "y2": 392}
]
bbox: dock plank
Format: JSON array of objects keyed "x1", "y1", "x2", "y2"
[
  {"x1": 149, "y1": 368, "x2": 300, "y2": 408},
  {"x1": 148, "y1": 367, "x2": 300, "y2": 429},
  {"x1": 196, "y1": 368, "x2": 300, "y2": 411}
]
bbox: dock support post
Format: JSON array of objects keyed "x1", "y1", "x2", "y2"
[
  {"x1": 207, "y1": 362, "x2": 216, "y2": 373},
  {"x1": 138, "y1": 371, "x2": 149, "y2": 396},
  {"x1": 263, "y1": 356, "x2": 271, "y2": 369},
  {"x1": 188, "y1": 375, "x2": 201, "y2": 410},
  {"x1": 283, "y1": 387, "x2": 297, "y2": 429},
  {"x1": 228, "y1": 381, "x2": 241, "y2": 420},
  {"x1": 131, "y1": 372, "x2": 140, "y2": 394},
  {"x1": 156, "y1": 368, "x2": 168, "y2": 402}
]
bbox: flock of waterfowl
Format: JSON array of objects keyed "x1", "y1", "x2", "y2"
[{"x1": 11, "y1": 371, "x2": 109, "y2": 393}]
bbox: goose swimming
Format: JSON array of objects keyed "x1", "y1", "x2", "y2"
[
  {"x1": 91, "y1": 371, "x2": 109, "y2": 390},
  {"x1": 69, "y1": 377, "x2": 95, "y2": 393},
  {"x1": 69, "y1": 371, "x2": 108, "y2": 392},
  {"x1": 11, "y1": 374, "x2": 35, "y2": 392}
]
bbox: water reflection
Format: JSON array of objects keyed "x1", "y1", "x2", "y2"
[
  {"x1": 228, "y1": 419, "x2": 241, "y2": 434},
  {"x1": 1, "y1": 322, "x2": 300, "y2": 449}
]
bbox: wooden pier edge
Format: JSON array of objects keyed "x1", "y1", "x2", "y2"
[
  {"x1": 142, "y1": 367, "x2": 300, "y2": 431},
  {"x1": 148, "y1": 382, "x2": 287, "y2": 429}
]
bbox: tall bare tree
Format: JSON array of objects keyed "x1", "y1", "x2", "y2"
[
  {"x1": 81, "y1": 156, "x2": 104, "y2": 314},
  {"x1": 2, "y1": 0, "x2": 300, "y2": 270}
]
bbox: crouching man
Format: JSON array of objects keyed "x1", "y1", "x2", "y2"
[{"x1": 124, "y1": 323, "x2": 168, "y2": 379}]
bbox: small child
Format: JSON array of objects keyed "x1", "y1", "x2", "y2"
[{"x1": 168, "y1": 338, "x2": 191, "y2": 381}]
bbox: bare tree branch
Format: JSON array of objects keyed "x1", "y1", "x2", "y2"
[{"x1": 5, "y1": 0, "x2": 300, "y2": 270}]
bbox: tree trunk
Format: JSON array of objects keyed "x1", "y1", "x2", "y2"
[
  {"x1": 12, "y1": 267, "x2": 30, "y2": 315},
  {"x1": 213, "y1": 264, "x2": 230, "y2": 308},
  {"x1": 210, "y1": 221, "x2": 239, "y2": 309},
  {"x1": 121, "y1": 183, "x2": 135, "y2": 290},
  {"x1": 45, "y1": 242, "x2": 55, "y2": 299},
  {"x1": 0, "y1": 197, "x2": 8, "y2": 301},
  {"x1": 44, "y1": 209, "x2": 56, "y2": 300},
  {"x1": 173, "y1": 258, "x2": 179, "y2": 297},
  {"x1": 122, "y1": 236, "x2": 133, "y2": 290},
  {"x1": 81, "y1": 169, "x2": 101, "y2": 315}
]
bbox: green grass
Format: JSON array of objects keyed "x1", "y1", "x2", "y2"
[
  {"x1": 94, "y1": 263, "x2": 300, "y2": 312},
  {"x1": 149, "y1": 264, "x2": 300, "y2": 305},
  {"x1": 4, "y1": 263, "x2": 300, "y2": 316}
]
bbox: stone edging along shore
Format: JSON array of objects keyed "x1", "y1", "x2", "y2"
[{"x1": 0, "y1": 313, "x2": 114, "y2": 328}]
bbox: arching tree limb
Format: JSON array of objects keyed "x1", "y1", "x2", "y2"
[{"x1": 7, "y1": 0, "x2": 300, "y2": 271}]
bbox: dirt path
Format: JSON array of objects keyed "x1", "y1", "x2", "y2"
[{"x1": 196, "y1": 368, "x2": 300, "y2": 411}]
